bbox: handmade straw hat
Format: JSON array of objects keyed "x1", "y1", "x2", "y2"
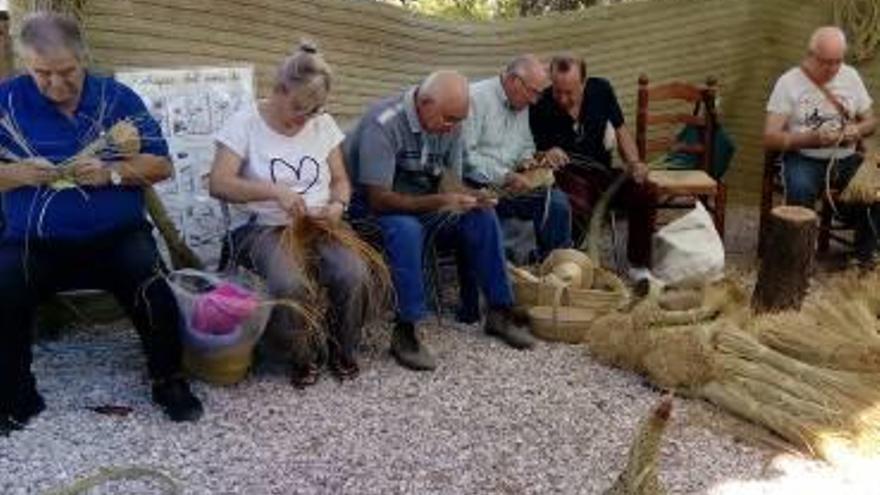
[{"x1": 540, "y1": 249, "x2": 595, "y2": 289}]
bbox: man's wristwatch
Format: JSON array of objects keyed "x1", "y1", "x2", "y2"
[{"x1": 109, "y1": 168, "x2": 123, "y2": 186}]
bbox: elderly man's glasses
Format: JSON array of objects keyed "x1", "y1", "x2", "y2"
[
  {"x1": 515, "y1": 74, "x2": 544, "y2": 99},
  {"x1": 811, "y1": 51, "x2": 843, "y2": 67}
]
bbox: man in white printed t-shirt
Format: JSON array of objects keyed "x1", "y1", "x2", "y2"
[
  {"x1": 210, "y1": 43, "x2": 368, "y2": 387},
  {"x1": 764, "y1": 26, "x2": 878, "y2": 266}
]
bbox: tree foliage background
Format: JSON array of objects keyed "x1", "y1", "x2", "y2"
[{"x1": 383, "y1": 0, "x2": 633, "y2": 20}]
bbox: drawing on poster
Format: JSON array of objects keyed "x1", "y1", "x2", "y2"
[{"x1": 116, "y1": 66, "x2": 255, "y2": 268}]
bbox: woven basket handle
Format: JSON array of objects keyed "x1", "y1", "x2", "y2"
[{"x1": 551, "y1": 282, "x2": 568, "y2": 330}]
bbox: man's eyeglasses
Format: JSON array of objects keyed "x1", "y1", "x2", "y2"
[
  {"x1": 811, "y1": 51, "x2": 843, "y2": 68},
  {"x1": 515, "y1": 74, "x2": 544, "y2": 99}
]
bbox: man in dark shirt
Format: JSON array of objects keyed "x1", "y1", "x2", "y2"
[{"x1": 529, "y1": 54, "x2": 656, "y2": 278}]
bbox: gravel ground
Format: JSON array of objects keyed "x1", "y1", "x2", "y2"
[
  {"x1": 4, "y1": 317, "x2": 875, "y2": 495},
  {"x1": 4, "y1": 207, "x2": 878, "y2": 494}
]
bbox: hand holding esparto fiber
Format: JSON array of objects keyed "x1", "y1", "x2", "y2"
[
  {"x1": 7, "y1": 158, "x2": 61, "y2": 187},
  {"x1": 840, "y1": 150, "x2": 880, "y2": 203},
  {"x1": 511, "y1": 153, "x2": 556, "y2": 191},
  {"x1": 603, "y1": 396, "x2": 671, "y2": 495},
  {"x1": 437, "y1": 169, "x2": 498, "y2": 208},
  {"x1": 50, "y1": 120, "x2": 141, "y2": 190}
]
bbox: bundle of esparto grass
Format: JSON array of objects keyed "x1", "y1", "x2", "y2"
[{"x1": 278, "y1": 214, "x2": 394, "y2": 345}]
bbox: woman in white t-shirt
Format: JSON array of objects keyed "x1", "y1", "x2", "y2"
[{"x1": 209, "y1": 43, "x2": 366, "y2": 387}]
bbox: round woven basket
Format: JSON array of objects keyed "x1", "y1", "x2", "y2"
[
  {"x1": 183, "y1": 340, "x2": 253, "y2": 385},
  {"x1": 567, "y1": 269, "x2": 629, "y2": 314},
  {"x1": 509, "y1": 264, "x2": 542, "y2": 307},
  {"x1": 526, "y1": 278, "x2": 595, "y2": 343},
  {"x1": 528, "y1": 305, "x2": 596, "y2": 343}
]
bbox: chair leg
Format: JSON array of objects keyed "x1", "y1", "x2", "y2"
[
  {"x1": 713, "y1": 185, "x2": 726, "y2": 242},
  {"x1": 818, "y1": 201, "x2": 832, "y2": 255}
]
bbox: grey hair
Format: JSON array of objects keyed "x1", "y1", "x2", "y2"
[
  {"x1": 505, "y1": 54, "x2": 541, "y2": 78},
  {"x1": 18, "y1": 11, "x2": 86, "y2": 59},
  {"x1": 808, "y1": 26, "x2": 847, "y2": 53},
  {"x1": 275, "y1": 40, "x2": 332, "y2": 111}
]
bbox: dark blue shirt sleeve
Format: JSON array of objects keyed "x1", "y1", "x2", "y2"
[{"x1": 114, "y1": 82, "x2": 170, "y2": 158}]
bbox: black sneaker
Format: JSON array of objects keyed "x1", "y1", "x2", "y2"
[
  {"x1": 1, "y1": 416, "x2": 16, "y2": 437},
  {"x1": 390, "y1": 321, "x2": 437, "y2": 371},
  {"x1": 9, "y1": 388, "x2": 45, "y2": 427},
  {"x1": 2, "y1": 382, "x2": 46, "y2": 430},
  {"x1": 485, "y1": 307, "x2": 536, "y2": 350},
  {"x1": 151, "y1": 377, "x2": 203, "y2": 423}
]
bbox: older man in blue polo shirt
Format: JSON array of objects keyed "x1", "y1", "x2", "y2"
[
  {"x1": 462, "y1": 55, "x2": 572, "y2": 261},
  {"x1": 345, "y1": 70, "x2": 535, "y2": 371},
  {"x1": 0, "y1": 13, "x2": 202, "y2": 435}
]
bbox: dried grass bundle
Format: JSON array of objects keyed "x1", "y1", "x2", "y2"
[
  {"x1": 708, "y1": 328, "x2": 880, "y2": 460},
  {"x1": 603, "y1": 396, "x2": 672, "y2": 495},
  {"x1": 584, "y1": 279, "x2": 746, "y2": 390},
  {"x1": 752, "y1": 271, "x2": 880, "y2": 372},
  {"x1": 279, "y1": 215, "x2": 394, "y2": 333},
  {"x1": 839, "y1": 151, "x2": 880, "y2": 203}
]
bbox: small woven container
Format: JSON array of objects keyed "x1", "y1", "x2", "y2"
[
  {"x1": 183, "y1": 340, "x2": 253, "y2": 386},
  {"x1": 509, "y1": 264, "x2": 542, "y2": 307},
  {"x1": 568, "y1": 269, "x2": 629, "y2": 314},
  {"x1": 526, "y1": 279, "x2": 596, "y2": 343},
  {"x1": 168, "y1": 269, "x2": 270, "y2": 385}
]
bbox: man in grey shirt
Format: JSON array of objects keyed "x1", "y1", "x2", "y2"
[
  {"x1": 345, "y1": 70, "x2": 535, "y2": 371},
  {"x1": 462, "y1": 55, "x2": 572, "y2": 261}
]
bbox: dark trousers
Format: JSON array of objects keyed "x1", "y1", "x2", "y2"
[
  {"x1": 0, "y1": 224, "x2": 182, "y2": 406},
  {"x1": 230, "y1": 224, "x2": 367, "y2": 364},
  {"x1": 555, "y1": 166, "x2": 657, "y2": 267},
  {"x1": 783, "y1": 153, "x2": 880, "y2": 259}
]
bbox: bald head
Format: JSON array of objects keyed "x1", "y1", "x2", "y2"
[
  {"x1": 805, "y1": 26, "x2": 847, "y2": 84},
  {"x1": 809, "y1": 26, "x2": 847, "y2": 53},
  {"x1": 416, "y1": 70, "x2": 469, "y2": 134}
]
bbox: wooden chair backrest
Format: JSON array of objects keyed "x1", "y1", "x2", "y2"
[{"x1": 636, "y1": 74, "x2": 718, "y2": 174}]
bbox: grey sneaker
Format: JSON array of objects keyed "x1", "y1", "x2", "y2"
[
  {"x1": 485, "y1": 307, "x2": 536, "y2": 350},
  {"x1": 390, "y1": 322, "x2": 437, "y2": 371}
]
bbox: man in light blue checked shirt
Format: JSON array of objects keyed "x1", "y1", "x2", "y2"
[{"x1": 462, "y1": 54, "x2": 572, "y2": 263}]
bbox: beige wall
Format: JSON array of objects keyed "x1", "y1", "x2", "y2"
[{"x1": 9, "y1": 0, "x2": 844, "y2": 204}]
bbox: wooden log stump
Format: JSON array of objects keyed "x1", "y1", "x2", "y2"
[{"x1": 752, "y1": 206, "x2": 818, "y2": 313}]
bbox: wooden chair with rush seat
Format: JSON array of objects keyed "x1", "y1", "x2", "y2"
[{"x1": 635, "y1": 74, "x2": 727, "y2": 239}]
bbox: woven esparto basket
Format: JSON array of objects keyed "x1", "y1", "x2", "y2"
[
  {"x1": 528, "y1": 282, "x2": 596, "y2": 343},
  {"x1": 567, "y1": 269, "x2": 630, "y2": 314}
]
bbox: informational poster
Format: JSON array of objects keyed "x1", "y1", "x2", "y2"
[{"x1": 115, "y1": 66, "x2": 255, "y2": 268}]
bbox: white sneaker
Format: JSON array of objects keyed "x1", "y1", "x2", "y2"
[{"x1": 627, "y1": 266, "x2": 655, "y2": 283}]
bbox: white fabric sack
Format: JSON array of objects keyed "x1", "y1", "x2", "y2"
[{"x1": 651, "y1": 202, "x2": 724, "y2": 287}]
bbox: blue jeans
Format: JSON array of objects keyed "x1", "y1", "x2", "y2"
[
  {"x1": 0, "y1": 223, "x2": 182, "y2": 406},
  {"x1": 495, "y1": 187, "x2": 572, "y2": 260},
  {"x1": 377, "y1": 209, "x2": 514, "y2": 324},
  {"x1": 783, "y1": 152, "x2": 880, "y2": 258}
]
